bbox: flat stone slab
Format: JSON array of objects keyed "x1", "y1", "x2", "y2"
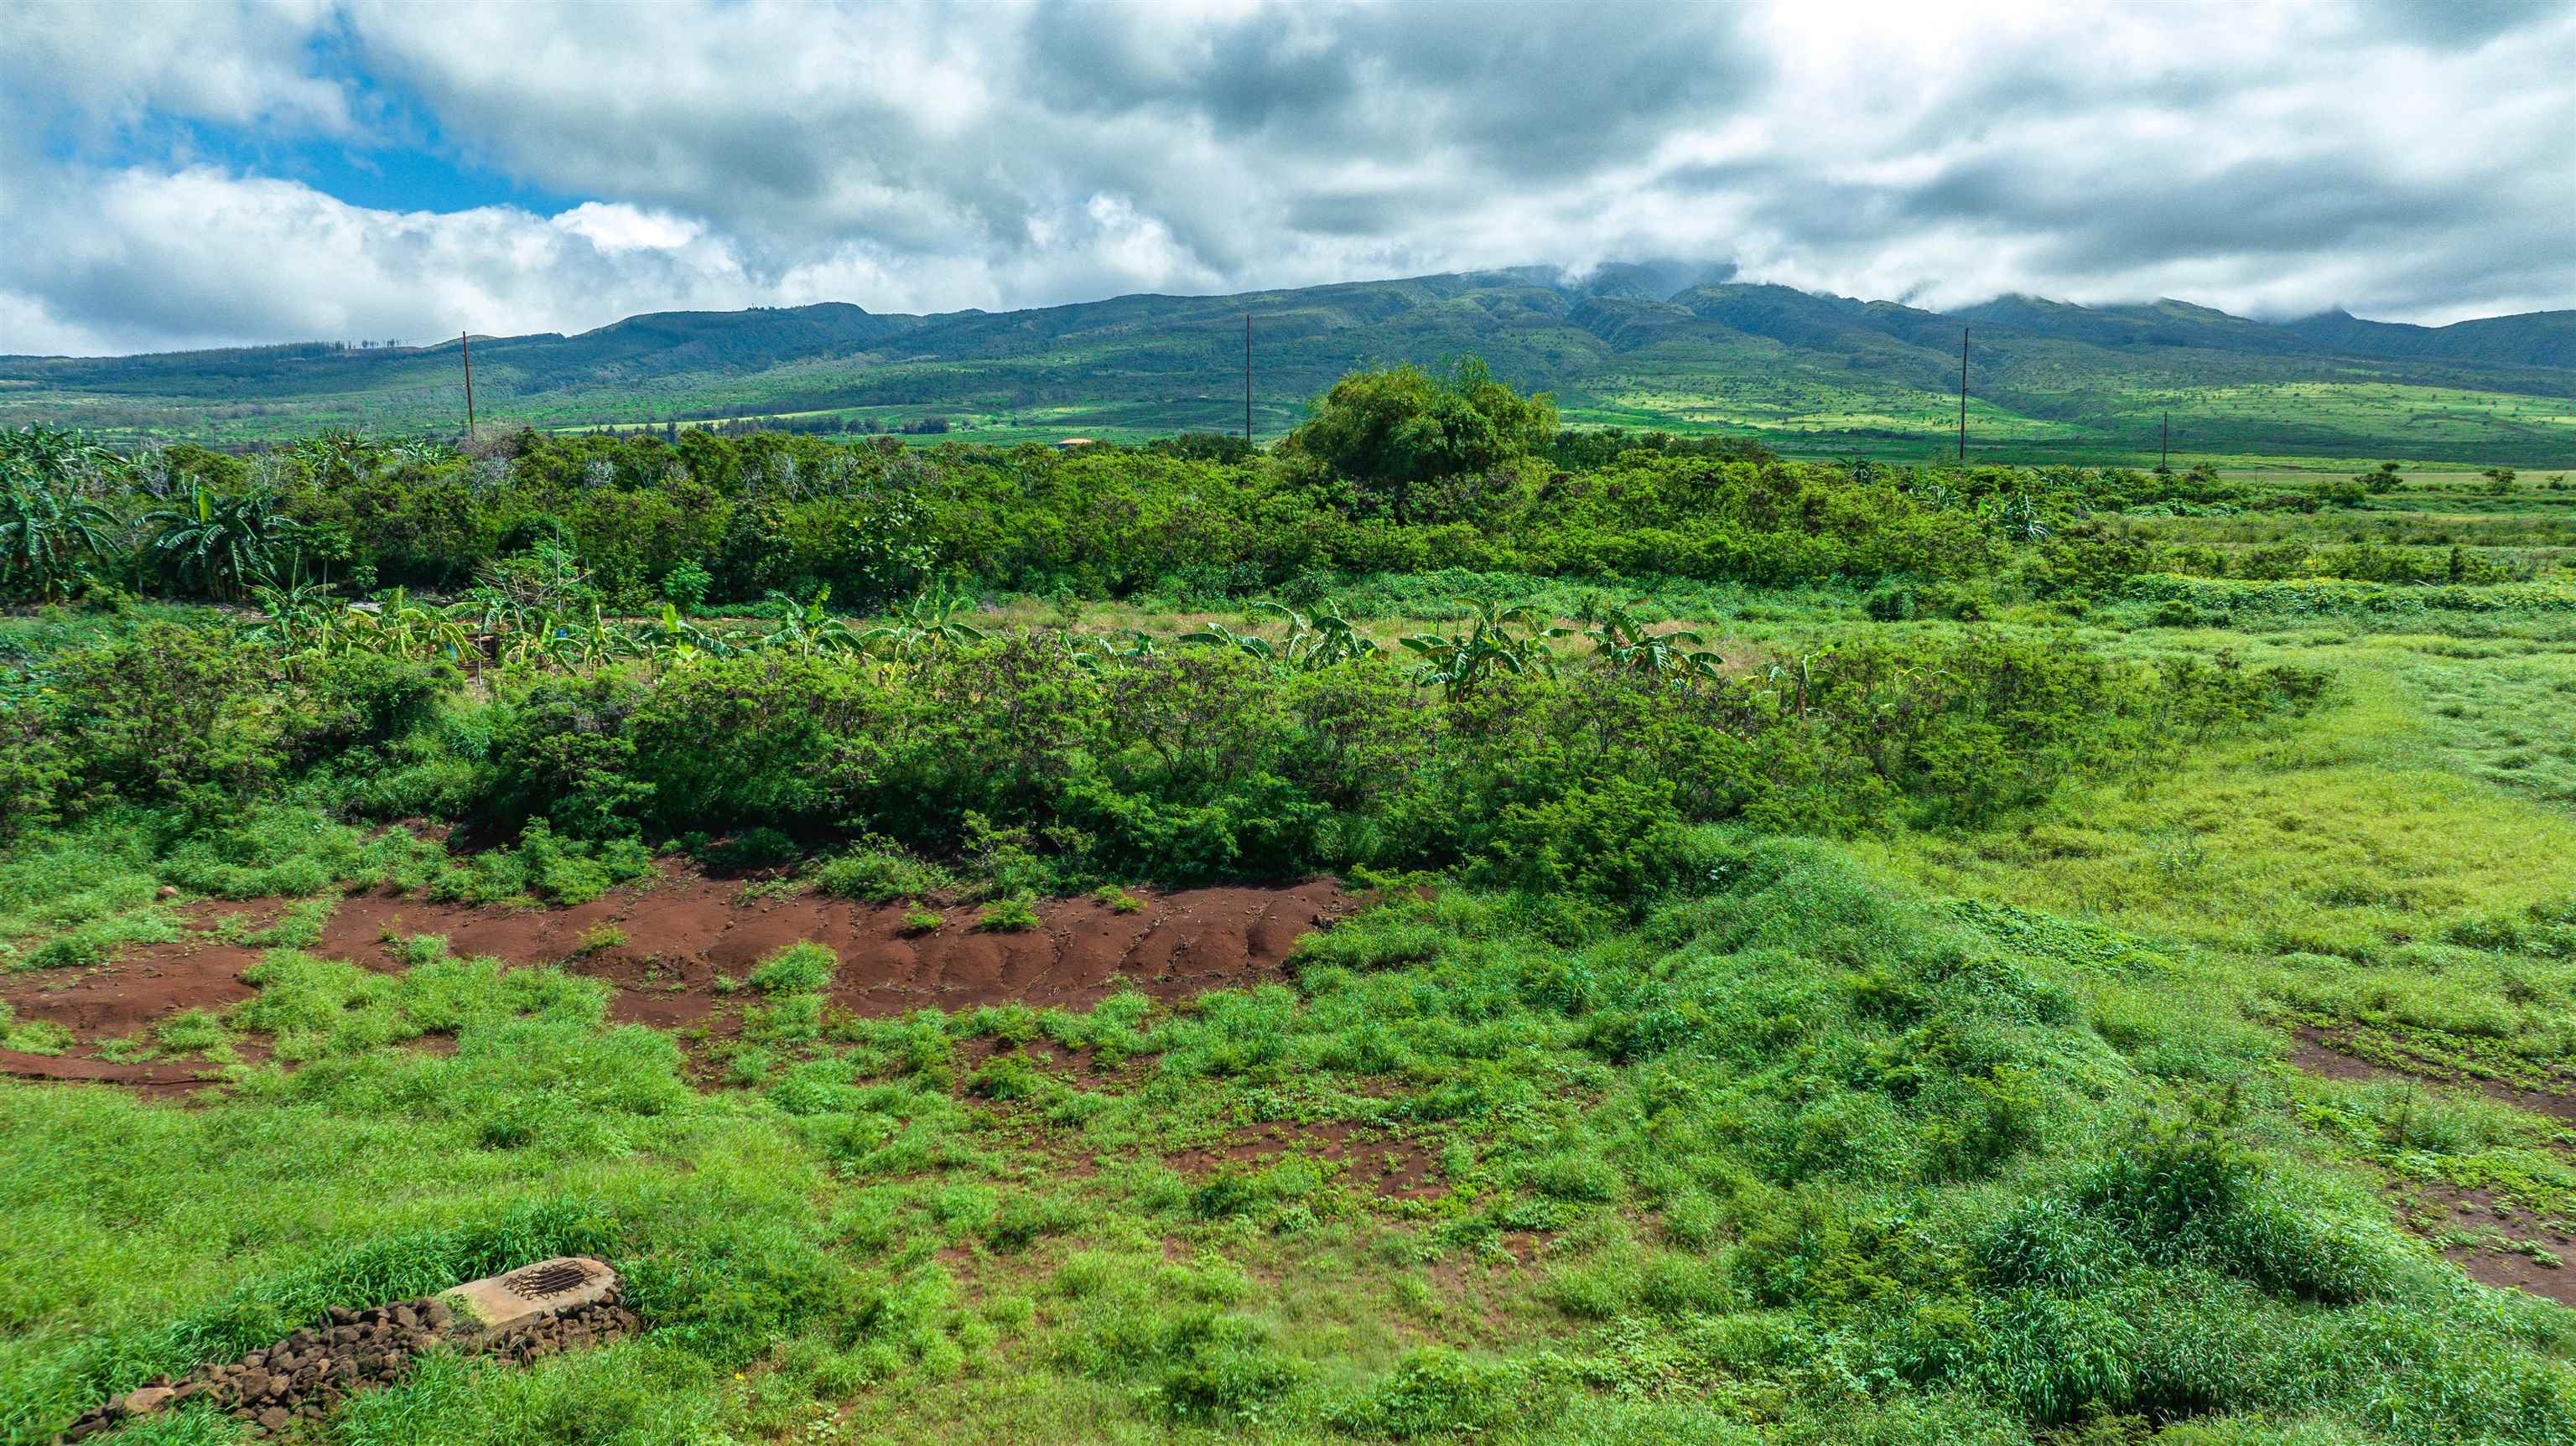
[{"x1": 439, "y1": 1256, "x2": 619, "y2": 1335}]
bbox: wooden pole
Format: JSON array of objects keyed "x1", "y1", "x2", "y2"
[
  {"x1": 1956, "y1": 326, "x2": 1968, "y2": 462},
  {"x1": 1244, "y1": 314, "x2": 1252, "y2": 445},
  {"x1": 2162, "y1": 410, "x2": 2170, "y2": 469},
  {"x1": 461, "y1": 330, "x2": 477, "y2": 443}
]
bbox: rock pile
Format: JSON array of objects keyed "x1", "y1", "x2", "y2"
[{"x1": 55, "y1": 1263, "x2": 637, "y2": 1443}]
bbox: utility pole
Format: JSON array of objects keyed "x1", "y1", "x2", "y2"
[
  {"x1": 1244, "y1": 314, "x2": 1253, "y2": 446},
  {"x1": 2162, "y1": 410, "x2": 2170, "y2": 469},
  {"x1": 460, "y1": 330, "x2": 477, "y2": 443},
  {"x1": 1956, "y1": 326, "x2": 1968, "y2": 462}
]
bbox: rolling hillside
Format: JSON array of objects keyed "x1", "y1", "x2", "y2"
[{"x1": 5, "y1": 270, "x2": 2571, "y2": 464}]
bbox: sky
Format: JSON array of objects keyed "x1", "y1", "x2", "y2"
[{"x1": 3, "y1": 0, "x2": 2571, "y2": 357}]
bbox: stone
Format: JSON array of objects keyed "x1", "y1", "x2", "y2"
[
  {"x1": 118, "y1": 1387, "x2": 174, "y2": 1415},
  {"x1": 258, "y1": 1407, "x2": 290, "y2": 1430},
  {"x1": 440, "y1": 1257, "x2": 619, "y2": 1335}
]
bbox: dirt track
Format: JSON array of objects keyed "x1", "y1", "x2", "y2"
[
  {"x1": 2292, "y1": 1031, "x2": 2576, "y2": 1309},
  {"x1": 0, "y1": 873, "x2": 1354, "y2": 1095}
]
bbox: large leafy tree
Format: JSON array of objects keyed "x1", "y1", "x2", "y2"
[
  {"x1": 1282, "y1": 357, "x2": 1556, "y2": 522},
  {"x1": 0, "y1": 425, "x2": 127, "y2": 600}
]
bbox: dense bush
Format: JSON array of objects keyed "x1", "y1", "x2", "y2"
[
  {"x1": 478, "y1": 632, "x2": 2317, "y2": 896},
  {"x1": 1, "y1": 604, "x2": 2321, "y2": 908},
  {"x1": 3, "y1": 417, "x2": 2033, "y2": 609}
]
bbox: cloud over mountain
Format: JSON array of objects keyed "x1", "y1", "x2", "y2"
[{"x1": 3, "y1": 0, "x2": 2569, "y2": 355}]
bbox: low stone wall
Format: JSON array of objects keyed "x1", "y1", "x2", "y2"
[{"x1": 56, "y1": 1259, "x2": 639, "y2": 1442}]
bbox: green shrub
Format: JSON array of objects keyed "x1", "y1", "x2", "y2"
[
  {"x1": 747, "y1": 941, "x2": 836, "y2": 996},
  {"x1": 1327, "y1": 1346, "x2": 1533, "y2": 1438},
  {"x1": 1864, "y1": 582, "x2": 1919, "y2": 621},
  {"x1": 978, "y1": 896, "x2": 1041, "y2": 932},
  {"x1": 812, "y1": 837, "x2": 953, "y2": 904}
]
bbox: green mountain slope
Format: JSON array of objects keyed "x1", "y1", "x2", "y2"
[
  {"x1": 5, "y1": 270, "x2": 2571, "y2": 464},
  {"x1": 2279, "y1": 308, "x2": 2576, "y2": 370}
]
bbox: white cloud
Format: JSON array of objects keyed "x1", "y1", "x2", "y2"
[
  {"x1": 550, "y1": 203, "x2": 707, "y2": 255},
  {"x1": 1, "y1": 0, "x2": 2569, "y2": 355}
]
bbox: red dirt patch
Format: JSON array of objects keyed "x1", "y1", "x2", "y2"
[
  {"x1": 2382, "y1": 1177, "x2": 2576, "y2": 1309},
  {"x1": 1, "y1": 873, "x2": 1353, "y2": 1093},
  {"x1": 0, "y1": 1048, "x2": 226, "y2": 1100},
  {"x1": 2292, "y1": 1028, "x2": 2576, "y2": 1125},
  {"x1": 2290, "y1": 1030, "x2": 2576, "y2": 1309},
  {"x1": 1169, "y1": 1119, "x2": 1446, "y2": 1200}
]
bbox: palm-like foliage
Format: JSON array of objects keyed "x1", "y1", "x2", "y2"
[
  {"x1": 0, "y1": 425, "x2": 127, "y2": 600},
  {"x1": 856, "y1": 584, "x2": 987, "y2": 660},
  {"x1": 757, "y1": 588, "x2": 867, "y2": 657},
  {"x1": 1068, "y1": 629, "x2": 1158, "y2": 675},
  {"x1": 142, "y1": 485, "x2": 309, "y2": 599},
  {"x1": 244, "y1": 567, "x2": 342, "y2": 650},
  {"x1": 1252, "y1": 601, "x2": 1376, "y2": 669},
  {"x1": 1752, "y1": 645, "x2": 1840, "y2": 719},
  {"x1": 1177, "y1": 619, "x2": 1275, "y2": 660},
  {"x1": 1182, "y1": 602, "x2": 1377, "y2": 671},
  {"x1": 1581, "y1": 599, "x2": 1725, "y2": 681},
  {"x1": 1981, "y1": 492, "x2": 2053, "y2": 542},
  {"x1": 1399, "y1": 599, "x2": 1568, "y2": 696},
  {"x1": 644, "y1": 604, "x2": 732, "y2": 674}
]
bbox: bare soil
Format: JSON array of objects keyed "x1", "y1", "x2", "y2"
[
  {"x1": 2381, "y1": 1176, "x2": 2576, "y2": 1309},
  {"x1": 1168, "y1": 1119, "x2": 1447, "y2": 1200},
  {"x1": 2292, "y1": 1027, "x2": 2576, "y2": 1124},
  {"x1": 0, "y1": 872, "x2": 1354, "y2": 1094},
  {"x1": 2292, "y1": 1030, "x2": 2576, "y2": 1307}
]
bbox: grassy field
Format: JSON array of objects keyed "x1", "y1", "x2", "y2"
[{"x1": 9, "y1": 435, "x2": 2576, "y2": 1443}]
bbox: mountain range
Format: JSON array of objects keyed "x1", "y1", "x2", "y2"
[{"x1": 5, "y1": 268, "x2": 2571, "y2": 464}]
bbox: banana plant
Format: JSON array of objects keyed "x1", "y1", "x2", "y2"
[
  {"x1": 0, "y1": 443, "x2": 125, "y2": 600},
  {"x1": 645, "y1": 603, "x2": 731, "y2": 675},
  {"x1": 1752, "y1": 644, "x2": 1839, "y2": 720},
  {"x1": 1178, "y1": 619, "x2": 1277, "y2": 661},
  {"x1": 1581, "y1": 599, "x2": 1725, "y2": 681},
  {"x1": 243, "y1": 566, "x2": 340, "y2": 651},
  {"x1": 1252, "y1": 601, "x2": 1377, "y2": 670},
  {"x1": 856, "y1": 584, "x2": 987, "y2": 660},
  {"x1": 142, "y1": 484, "x2": 310, "y2": 599},
  {"x1": 1398, "y1": 599, "x2": 1568, "y2": 697},
  {"x1": 758, "y1": 588, "x2": 865, "y2": 657},
  {"x1": 1067, "y1": 629, "x2": 1158, "y2": 675}
]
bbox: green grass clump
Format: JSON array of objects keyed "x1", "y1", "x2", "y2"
[
  {"x1": 0, "y1": 1005, "x2": 73, "y2": 1055},
  {"x1": 978, "y1": 897, "x2": 1041, "y2": 933},
  {"x1": 427, "y1": 824, "x2": 653, "y2": 907},
  {"x1": 747, "y1": 942, "x2": 836, "y2": 997},
  {"x1": 812, "y1": 837, "x2": 954, "y2": 904}
]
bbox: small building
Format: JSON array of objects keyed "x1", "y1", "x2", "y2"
[{"x1": 1052, "y1": 437, "x2": 1096, "y2": 450}]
